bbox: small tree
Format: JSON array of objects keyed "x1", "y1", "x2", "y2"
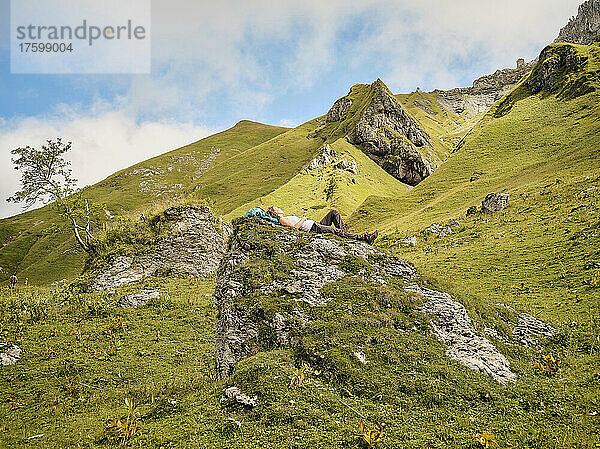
[{"x1": 7, "y1": 138, "x2": 104, "y2": 255}]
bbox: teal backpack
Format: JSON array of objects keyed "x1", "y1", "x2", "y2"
[{"x1": 245, "y1": 207, "x2": 279, "y2": 224}]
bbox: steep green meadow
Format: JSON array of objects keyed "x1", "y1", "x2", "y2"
[
  {"x1": 0, "y1": 121, "x2": 289, "y2": 285},
  {"x1": 350, "y1": 43, "x2": 600, "y2": 235},
  {"x1": 394, "y1": 90, "x2": 477, "y2": 160},
  {"x1": 225, "y1": 139, "x2": 409, "y2": 222}
]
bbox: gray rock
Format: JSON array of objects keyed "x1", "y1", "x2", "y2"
[
  {"x1": 334, "y1": 159, "x2": 359, "y2": 174},
  {"x1": 353, "y1": 351, "x2": 368, "y2": 365},
  {"x1": 0, "y1": 343, "x2": 22, "y2": 366},
  {"x1": 555, "y1": 0, "x2": 600, "y2": 45},
  {"x1": 118, "y1": 289, "x2": 160, "y2": 308},
  {"x1": 220, "y1": 386, "x2": 258, "y2": 408},
  {"x1": 435, "y1": 60, "x2": 536, "y2": 118},
  {"x1": 306, "y1": 144, "x2": 337, "y2": 171},
  {"x1": 482, "y1": 193, "x2": 510, "y2": 213},
  {"x1": 91, "y1": 206, "x2": 232, "y2": 290},
  {"x1": 512, "y1": 313, "x2": 557, "y2": 347},
  {"x1": 214, "y1": 218, "x2": 519, "y2": 384},
  {"x1": 214, "y1": 217, "x2": 416, "y2": 379},
  {"x1": 408, "y1": 284, "x2": 517, "y2": 385},
  {"x1": 425, "y1": 219, "x2": 460, "y2": 237},
  {"x1": 400, "y1": 235, "x2": 418, "y2": 246},
  {"x1": 326, "y1": 97, "x2": 353, "y2": 122}
]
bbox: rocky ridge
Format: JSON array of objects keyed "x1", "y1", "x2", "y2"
[
  {"x1": 555, "y1": 0, "x2": 600, "y2": 45},
  {"x1": 435, "y1": 60, "x2": 536, "y2": 118},
  {"x1": 326, "y1": 79, "x2": 437, "y2": 186}
]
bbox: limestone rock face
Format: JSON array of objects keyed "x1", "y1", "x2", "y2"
[
  {"x1": 214, "y1": 217, "x2": 416, "y2": 379},
  {"x1": 482, "y1": 193, "x2": 510, "y2": 213},
  {"x1": 409, "y1": 284, "x2": 518, "y2": 385},
  {"x1": 555, "y1": 0, "x2": 600, "y2": 45},
  {"x1": 306, "y1": 144, "x2": 338, "y2": 171},
  {"x1": 526, "y1": 45, "x2": 589, "y2": 95},
  {"x1": 512, "y1": 312, "x2": 557, "y2": 347},
  {"x1": 435, "y1": 61, "x2": 536, "y2": 118},
  {"x1": 326, "y1": 97, "x2": 353, "y2": 123},
  {"x1": 334, "y1": 79, "x2": 436, "y2": 186},
  {"x1": 0, "y1": 343, "x2": 22, "y2": 366},
  {"x1": 91, "y1": 206, "x2": 232, "y2": 291}
]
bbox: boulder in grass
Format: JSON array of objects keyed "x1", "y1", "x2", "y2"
[
  {"x1": 118, "y1": 289, "x2": 160, "y2": 308},
  {"x1": 482, "y1": 193, "x2": 510, "y2": 212},
  {"x1": 0, "y1": 343, "x2": 22, "y2": 366}
]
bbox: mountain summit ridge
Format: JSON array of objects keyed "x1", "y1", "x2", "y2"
[{"x1": 555, "y1": 0, "x2": 600, "y2": 45}]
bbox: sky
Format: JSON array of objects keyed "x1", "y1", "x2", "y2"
[{"x1": 0, "y1": 0, "x2": 584, "y2": 218}]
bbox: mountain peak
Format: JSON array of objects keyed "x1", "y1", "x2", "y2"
[
  {"x1": 555, "y1": 0, "x2": 600, "y2": 45},
  {"x1": 323, "y1": 79, "x2": 435, "y2": 186}
]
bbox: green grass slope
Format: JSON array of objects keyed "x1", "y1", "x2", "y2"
[
  {"x1": 1, "y1": 194, "x2": 598, "y2": 447},
  {"x1": 395, "y1": 90, "x2": 477, "y2": 160},
  {"x1": 350, "y1": 43, "x2": 600, "y2": 235},
  {"x1": 225, "y1": 139, "x2": 409, "y2": 222},
  {"x1": 189, "y1": 118, "x2": 324, "y2": 216},
  {"x1": 0, "y1": 121, "x2": 288, "y2": 285}
]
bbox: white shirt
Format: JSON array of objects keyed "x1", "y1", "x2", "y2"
[{"x1": 284, "y1": 215, "x2": 315, "y2": 232}]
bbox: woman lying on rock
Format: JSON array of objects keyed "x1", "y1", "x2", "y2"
[{"x1": 266, "y1": 206, "x2": 378, "y2": 244}]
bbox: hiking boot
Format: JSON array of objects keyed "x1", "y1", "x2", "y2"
[{"x1": 363, "y1": 230, "x2": 378, "y2": 244}]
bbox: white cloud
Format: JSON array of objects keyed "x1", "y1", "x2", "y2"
[
  {"x1": 0, "y1": 110, "x2": 212, "y2": 218},
  {"x1": 113, "y1": 0, "x2": 584, "y2": 120},
  {"x1": 1, "y1": 0, "x2": 586, "y2": 220}
]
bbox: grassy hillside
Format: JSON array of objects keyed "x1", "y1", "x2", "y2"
[
  {"x1": 189, "y1": 119, "x2": 324, "y2": 216},
  {"x1": 350, "y1": 43, "x2": 600, "y2": 235},
  {"x1": 1, "y1": 177, "x2": 598, "y2": 447},
  {"x1": 225, "y1": 139, "x2": 408, "y2": 222},
  {"x1": 0, "y1": 121, "x2": 288, "y2": 285},
  {"x1": 2, "y1": 39, "x2": 599, "y2": 445},
  {"x1": 394, "y1": 90, "x2": 478, "y2": 160}
]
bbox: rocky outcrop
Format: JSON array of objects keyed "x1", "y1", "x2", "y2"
[
  {"x1": 0, "y1": 343, "x2": 22, "y2": 366},
  {"x1": 425, "y1": 219, "x2": 461, "y2": 238},
  {"x1": 214, "y1": 217, "x2": 417, "y2": 379},
  {"x1": 526, "y1": 44, "x2": 589, "y2": 95},
  {"x1": 220, "y1": 386, "x2": 258, "y2": 408},
  {"x1": 328, "y1": 79, "x2": 436, "y2": 186},
  {"x1": 482, "y1": 193, "x2": 510, "y2": 213},
  {"x1": 555, "y1": 0, "x2": 600, "y2": 45},
  {"x1": 213, "y1": 218, "x2": 535, "y2": 385},
  {"x1": 304, "y1": 144, "x2": 359, "y2": 175},
  {"x1": 326, "y1": 97, "x2": 353, "y2": 123},
  {"x1": 118, "y1": 289, "x2": 160, "y2": 308},
  {"x1": 435, "y1": 60, "x2": 536, "y2": 117},
  {"x1": 91, "y1": 206, "x2": 232, "y2": 290},
  {"x1": 512, "y1": 312, "x2": 557, "y2": 347},
  {"x1": 306, "y1": 144, "x2": 338, "y2": 171},
  {"x1": 408, "y1": 284, "x2": 518, "y2": 385}
]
